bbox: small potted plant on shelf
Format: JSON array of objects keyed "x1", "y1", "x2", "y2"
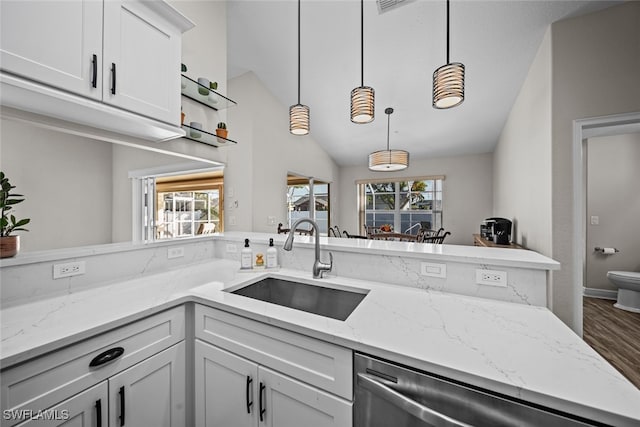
[
  {"x1": 0, "y1": 171, "x2": 30, "y2": 258},
  {"x1": 216, "y1": 122, "x2": 228, "y2": 139}
]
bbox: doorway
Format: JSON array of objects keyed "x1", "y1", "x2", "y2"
[{"x1": 572, "y1": 112, "x2": 640, "y2": 331}]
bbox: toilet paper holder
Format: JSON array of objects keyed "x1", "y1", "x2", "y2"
[{"x1": 594, "y1": 247, "x2": 619, "y2": 254}]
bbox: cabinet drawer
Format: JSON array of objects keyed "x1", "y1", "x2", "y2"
[
  {"x1": 194, "y1": 305, "x2": 352, "y2": 400},
  {"x1": 1, "y1": 306, "x2": 185, "y2": 427}
]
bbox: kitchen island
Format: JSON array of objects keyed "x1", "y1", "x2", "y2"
[{"x1": 2, "y1": 238, "x2": 639, "y2": 425}]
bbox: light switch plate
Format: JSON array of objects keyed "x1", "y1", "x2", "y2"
[
  {"x1": 421, "y1": 262, "x2": 446, "y2": 278},
  {"x1": 590, "y1": 215, "x2": 599, "y2": 225}
]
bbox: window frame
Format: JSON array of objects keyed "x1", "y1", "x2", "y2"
[{"x1": 357, "y1": 175, "x2": 445, "y2": 235}]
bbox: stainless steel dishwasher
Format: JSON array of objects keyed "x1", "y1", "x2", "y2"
[{"x1": 354, "y1": 353, "x2": 603, "y2": 427}]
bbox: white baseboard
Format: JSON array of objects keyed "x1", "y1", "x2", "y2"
[{"x1": 583, "y1": 287, "x2": 617, "y2": 300}]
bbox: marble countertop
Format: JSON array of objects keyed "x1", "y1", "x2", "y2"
[
  {"x1": 216, "y1": 232, "x2": 561, "y2": 270},
  {"x1": 1, "y1": 259, "x2": 637, "y2": 426}
]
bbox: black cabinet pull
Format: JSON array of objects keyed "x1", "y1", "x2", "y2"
[
  {"x1": 246, "y1": 376, "x2": 253, "y2": 414},
  {"x1": 89, "y1": 347, "x2": 124, "y2": 368},
  {"x1": 111, "y1": 63, "x2": 116, "y2": 95},
  {"x1": 95, "y1": 399, "x2": 102, "y2": 427},
  {"x1": 119, "y1": 386, "x2": 125, "y2": 426},
  {"x1": 259, "y1": 382, "x2": 266, "y2": 422},
  {"x1": 91, "y1": 54, "x2": 97, "y2": 88}
]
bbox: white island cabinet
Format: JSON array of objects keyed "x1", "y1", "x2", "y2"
[
  {"x1": 194, "y1": 305, "x2": 352, "y2": 427},
  {"x1": 0, "y1": 306, "x2": 186, "y2": 427}
]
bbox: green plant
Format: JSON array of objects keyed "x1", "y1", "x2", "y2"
[
  {"x1": 217, "y1": 122, "x2": 227, "y2": 130},
  {"x1": 0, "y1": 171, "x2": 30, "y2": 237}
]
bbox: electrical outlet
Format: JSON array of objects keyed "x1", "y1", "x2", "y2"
[
  {"x1": 229, "y1": 216, "x2": 237, "y2": 226},
  {"x1": 421, "y1": 262, "x2": 446, "y2": 278},
  {"x1": 168, "y1": 247, "x2": 184, "y2": 259},
  {"x1": 226, "y1": 243, "x2": 238, "y2": 253},
  {"x1": 267, "y1": 216, "x2": 276, "y2": 226},
  {"x1": 476, "y1": 269, "x2": 507, "y2": 287},
  {"x1": 53, "y1": 261, "x2": 86, "y2": 279}
]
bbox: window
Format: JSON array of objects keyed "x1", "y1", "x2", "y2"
[
  {"x1": 286, "y1": 174, "x2": 330, "y2": 234},
  {"x1": 358, "y1": 176, "x2": 443, "y2": 235},
  {"x1": 155, "y1": 172, "x2": 224, "y2": 240}
]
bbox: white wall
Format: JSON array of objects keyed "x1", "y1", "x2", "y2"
[
  {"x1": 493, "y1": 29, "x2": 552, "y2": 255},
  {"x1": 227, "y1": 71, "x2": 340, "y2": 233},
  {"x1": 585, "y1": 133, "x2": 640, "y2": 291},
  {"x1": 337, "y1": 153, "x2": 493, "y2": 245},
  {"x1": 551, "y1": 1, "x2": 640, "y2": 330},
  {"x1": 493, "y1": 2, "x2": 640, "y2": 330},
  {"x1": 0, "y1": 119, "x2": 113, "y2": 251}
]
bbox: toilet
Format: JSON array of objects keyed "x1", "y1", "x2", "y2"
[{"x1": 607, "y1": 271, "x2": 640, "y2": 313}]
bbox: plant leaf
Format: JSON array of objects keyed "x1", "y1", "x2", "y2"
[{"x1": 14, "y1": 218, "x2": 30, "y2": 227}]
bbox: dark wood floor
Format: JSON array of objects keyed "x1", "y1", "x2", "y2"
[{"x1": 583, "y1": 297, "x2": 640, "y2": 389}]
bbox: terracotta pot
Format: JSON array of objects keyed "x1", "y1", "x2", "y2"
[
  {"x1": 0, "y1": 235, "x2": 20, "y2": 258},
  {"x1": 215, "y1": 128, "x2": 228, "y2": 139}
]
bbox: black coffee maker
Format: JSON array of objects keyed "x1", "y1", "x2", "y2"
[{"x1": 481, "y1": 217, "x2": 512, "y2": 245}]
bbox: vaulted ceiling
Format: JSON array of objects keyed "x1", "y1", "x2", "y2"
[{"x1": 227, "y1": 0, "x2": 621, "y2": 166}]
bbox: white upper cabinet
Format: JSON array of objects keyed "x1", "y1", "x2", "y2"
[
  {"x1": 0, "y1": 0, "x2": 194, "y2": 139},
  {"x1": 103, "y1": 0, "x2": 182, "y2": 124},
  {"x1": 0, "y1": 0, "x2": 103, "y2": 100}
]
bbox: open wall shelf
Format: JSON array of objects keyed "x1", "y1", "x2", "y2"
[
  {"x1": 181, "y1": 124, "x2": 237, "y2": 147},
  {"x1": 181, "y1": 74, "x2": 237, "y2": 111}
]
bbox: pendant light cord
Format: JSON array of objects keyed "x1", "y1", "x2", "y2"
[
  {"x1": 360, "y1": 0, "x2": 364, "y2": 87},
  {"x1": 297, "y1": 0, "x2": 301, "y2": 105},
  {"x1": 386, "y1": 112, "x2": 390, "y2": 150},
  {"x1": 446, "y1": 0, "x2": 450, "y2": 64}
]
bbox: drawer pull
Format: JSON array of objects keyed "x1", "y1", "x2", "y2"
[
  {"x1": 89, "y1": 347, "x2": 125, "y2": 368},
  {"x1": 119, "y1": 386, "x2": 126, "y2": 426},
  {"x1": 259, "y1": 382, "x2": 266, "y2": 422},
  {"x1": 95, "y1": 399, "x2": 102, "y2": 427},
  {"x1": 111, "y1": 63, "x2": 117, "y2": 95},
  {"x1": 91, "y1": 54, "x2": 98, "y2": 88},
  {"x1": 246, "y1": 376, "x2": 253, "y2": 414}
]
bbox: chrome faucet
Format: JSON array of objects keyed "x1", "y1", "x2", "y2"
[{"x1": 283, "y1": 218, "x2": 333, "y2": 279}]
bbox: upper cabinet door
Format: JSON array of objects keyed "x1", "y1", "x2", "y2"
[
  {"x1": 102, "y1": 0, "x2": 181, "y2": 126},
  {"x1": 0, "y1": 0, "x2": 103, "y2": 100}
]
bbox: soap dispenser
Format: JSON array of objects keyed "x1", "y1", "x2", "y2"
[
  {"x1": 266, "y1": 238, "x2": 278, "y2": 269},
  {"x1": 241, "y1": 238, "x2": 252, "y2": 270}
]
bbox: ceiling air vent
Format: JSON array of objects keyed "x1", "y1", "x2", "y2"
[{"x1": 377, "y1": 0, "x2": 416, "y2": 14}]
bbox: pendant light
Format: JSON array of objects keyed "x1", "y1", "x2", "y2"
[
  {"x1": 350, "y1": 0, "x2": 374, "y2": 124},
  {"x1": 368, "y1": 108, "x2": 409, "y2": 171},
  {"x1": 290, "y1": 0, "x2": 309, "y2": 135},
  {"x1": 433, "y1": 0, "x2": 465, "y2": 109}
]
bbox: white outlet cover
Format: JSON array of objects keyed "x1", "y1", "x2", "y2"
[
  {"x1": 475, "y1": 269, "x2": 507, "y2": 287},
  {"x1": 226, "y1": 244, "x2": 238, "y2": 253},
  {"x1": 168, "y1": 247, "x2": 184, "y2": 259},
  {"x1": 53, "y1": 261, "x2": 86, "y2": 279}
]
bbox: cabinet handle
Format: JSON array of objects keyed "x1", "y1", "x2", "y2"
[
  {"x1": 119, "y1": 386, "x2": 125, "y2": 426},
  {"x1": 111, "y1": 63, "x2": 117, "y2": 95},
  {"x1": 95, "y1": 399, "x2": 102, "y2": 427},
  {"x1": 89, "y1": 347, "x2": 124, "y2": 368},
  {"x1": 246, "y1": 376, "x2": 253, "y2": 414},
  {"x1": 91, "y1": 54, "x2": 98, "y2": 88},
  {"x1": 259, "y1": 382, "x2": 266, "y2": 422}
]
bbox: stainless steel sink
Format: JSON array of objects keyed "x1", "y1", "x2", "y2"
[{"x1": 229, "y1": 277, "x2": 368, "y2": 321}]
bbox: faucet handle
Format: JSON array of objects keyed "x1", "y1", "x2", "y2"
[{"x1": 328, "y1": 252, "x2": 333, "y2": 270}]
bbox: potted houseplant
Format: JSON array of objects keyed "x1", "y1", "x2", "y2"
[
  {"x1": 0, "y1": 171, "x2": 30, "y2": 258},
  {"x1": 216, "y1": 122, "x2": 228, "y2": 139}
]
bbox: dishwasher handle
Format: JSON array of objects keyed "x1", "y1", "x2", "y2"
[{"x1": 357, "y1": 373, "x2": 473, "y2": 427}]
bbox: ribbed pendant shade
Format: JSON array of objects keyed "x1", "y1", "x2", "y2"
[
  {"x1": 350, "y1": 0, "x2": 374, "y2": 124},
  {"x1": 433, "y1": 62, "x2": 465, "y2": 109},
  {"x1": 369, "y1": 150, "x2": 409, "y2": 171},
  {"x1": 290, "y1": 0, "x2": 309, "y2": 135},
  {"x1": 433, "y1": 0, "x2": 465, "y2": 109},
  {"x1": 368, "y1": 107, "x2": 409, "y2": 171},
  {"x1": 290, "y1": 104, "x2": 310, "y2": 135},
  {"x1": 351, "y1": 86, "x2": 375, "y2": 124}
]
